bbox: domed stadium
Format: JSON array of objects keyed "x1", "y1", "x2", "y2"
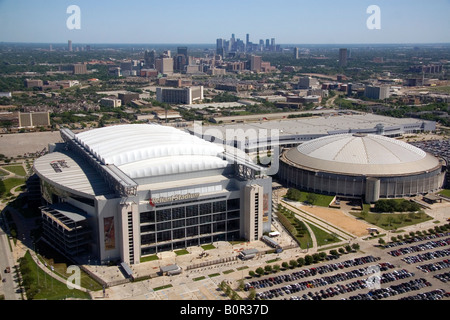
[
  {"x1": 279, "y1": 133, "x2": 446, "y2": 203},
  {"x1": 33, "y1": 124, "x2": 272, "y2": 265}
]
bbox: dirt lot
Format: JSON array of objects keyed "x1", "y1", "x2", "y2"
[
  {"x1": 0, "y1": 131, "x2": 63, "y2": 157},
  {"x1": 300, "y1": 205, "x2": 371, "y2": 237}
]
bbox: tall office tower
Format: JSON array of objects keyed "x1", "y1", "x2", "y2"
[
  {"x1": 144, "y1": 50, "x2": 151, "y2": 67},
  {"x1": 271, "y1": 38, "x2": 275, "y2": 50},
  {"x1": 244, "y1": 184, "x2": 265, "y2": 241},
  {"x1": 216, "y1": 38, "x2": 226, "y2": 57},
  {"x1": 294, "y1": 47, "x2": 299, "y2": 59},
  {"x1": 246, "y1": 34, "x2": 250, "y2": 46},
  {"x1": 68, "y1": 40, "x2": 73, "y2": 52},
  {"x1": 259, "y1": 40, "x2": 264, "y2": 51},
  {"x1": 144, "y1": 50, "x2": 157, "y2": 68},
  {"x1": 216, "y1": 38, "x2": 225, "y2": 51},
  {"x1": 339, "y1": 48, "x2": 348, "y2": 67},
  {"x1": 177, "y1": 46, "x2": 188, "y2": 59},
  {"x1": 250, "y1": 55, "x2": 262, "y2": 73},
  {"x1": 155, "y1": 57, "x2": 174, "y2": 75},
  {"x1": 265, "y1": 39, "x2": 270, "y2": 50}
]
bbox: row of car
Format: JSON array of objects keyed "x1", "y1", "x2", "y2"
[
  {"x1": 286, "y1": 274, "x2": 430, "y2": 301},
  {"x1": 433, "y1": 272, "x2": 450, "y2": 283},
  {"x1": 399, "y1": 289, "x2": 450, "y2": 301},
  {"x1": 346, "y1": 278, "x2": 433, "y2": 300},
  {"x1": 416, "y1": 259, "x2": 450, "y2": 273},
  {"x1": 387, "y1": 237, "x2": 450, "y2": 257},
  {"x1": 383, "y1": 232, "x2": 450, "y2": 249},
  {"x1": 401, "y1": 249, "x2": 450, "y2": 264},
  {"x1": 244, "y1": 255, "x2": 380, "y2": 291},
  {"x1": 378, "y1": 269, "x2": 415, "y2": 284},
  {"x1": 254, "y1": 264, "x2": 410, "y2": 300}
]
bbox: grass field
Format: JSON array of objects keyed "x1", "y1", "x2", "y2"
[
  {"x1": 284, "y1": 190, "x2": 334, "y2": 207},
  {"x1": 306, "y1": 222, "x2": 341, "y2": 247},
  {"x1": 276, "y1": 207, "x2": 313, "y2": 249},
  {"x1": 20, "y1": 251, "x2": 92, "y2": 300},
  {"x1": 2, "y1": 165, "x2": 27, "y2": 176},
  {"x1": 439, "y1": 189, "x2": 450, "y2": 198},
  {"x1": 350, "y1": 211, "x2": 433, "y2": 230},
  {"x1": 0, "y1": 177, "x2": 25, "y2": 198},
  {"x1": 428, "y1": 86, "x2": 450, "y2": 94}
]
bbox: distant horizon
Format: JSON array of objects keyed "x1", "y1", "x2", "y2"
[
  {"x1": 1, "y1": 1, "x2": 449, "y2": 45},
  {"x1": 2, "y1": 41, "x2": 450, "y2": 47}
]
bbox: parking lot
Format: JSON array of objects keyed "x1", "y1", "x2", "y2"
[{"x1": 245, "y1": 233, "x2": 450, "y2": 301}]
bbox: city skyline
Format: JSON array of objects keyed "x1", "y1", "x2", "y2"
[{"x1": 0, "y1": 0, "x2": 449, "y2": 45}]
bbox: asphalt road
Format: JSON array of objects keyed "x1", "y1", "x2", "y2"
[{"x1": 0, "y1": 225, "x2": 20, "y2": 300}]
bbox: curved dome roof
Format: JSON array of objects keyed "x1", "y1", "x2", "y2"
[
  {"x1": 283, "y1": 133, "x2": 441, "y2": 176},
  {"x1": 75, "y1": 124, "x2": 228, "y2": 178}
]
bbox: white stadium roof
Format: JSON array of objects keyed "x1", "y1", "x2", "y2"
[
  {"x1": 296, "y1": 133, "x2": 426, "y2": 165},
  {"x1": 284, "y1": 133, "x2": 441, "y2": 176},
  {"x1": 75, "y1": 124, "x2": 228, "y2": 179}
]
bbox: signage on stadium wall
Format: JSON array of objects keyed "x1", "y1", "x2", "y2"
[{"x1": 149, "y1": 193, "x2": 200, "y2": 206}]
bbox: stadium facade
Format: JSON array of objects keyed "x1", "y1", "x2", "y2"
[
  {"x1": 279, "y1": 133, "x2": 446, "y2": 203},
  {"x1": 33, "y1": 124, "x2": 272, "y2": 265}
]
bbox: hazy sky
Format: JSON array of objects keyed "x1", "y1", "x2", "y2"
[{"x1": 0, "y1": 0, "x2": 449, "y2": 44}]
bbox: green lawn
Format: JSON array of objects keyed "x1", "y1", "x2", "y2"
[
  {"x1": 284, "y1": 189, "x2": 334, "y2": 207},
  {"x1": 439, "y1": 189, "x2": 450, "y2": 198},
  {"x1": 140, "y1": 255, "x2": 159, "y2": 263},
  {"x1": 276, "y1": 207, "x2": 313, "y2": 249},
  {"x1": 306, "y1": 222, "x2": 341, "y2": 247},
  {"x1": 201, "y1": 244, "x2": 216, "y2": 250},
  {"x1": 2, "y1": 165, "x2": 27, "y2": 176},
  {"x1": 428, "y1": 86, "x2": 450, "y2": 94},
  {"x1": 19, "y1": 251, "x2": 91, "y2": 300},
  {"x1": 350, "y1": 211, "x2": 433, "y2": 230},
  {"x1": 174, "y1": 249, "x2": 189, "y2": 256},
  {"x1": 0, "y1": 177, "x2": 25, "y2": 198}
]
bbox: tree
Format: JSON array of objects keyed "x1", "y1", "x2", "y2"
[
  {"x1": 282, "y1": 262, "x2": 289, "y2": 269},
  {"x1": 312, "y1": 253, "x2": 321, "y2": 263},
  {"x1": 305, "y1": 255, "x2": 314, "y2": 265},
  {"x1": 289, "y1": 260, "x2": 298, "y2": 269},
  {"x1": 285, "y1": 188, "x2": 302, "y2": 201},
  {"x1": 255, "y1": 267, "x2": 265, "y2": 277},
  {"x1": 248, "y1": 288, "x2": 256, "y2": 300},
  {"x1": 264, "y1": 265, "x2": 273, "y2": 274},
  {"x1": 237, "y1": 279, "x2": 244, "y2": 291},
  {"x1": 306, "y1": 193, "x2": 318, "y2": 205},
  {"x1": 330, "y1": 250, "x2": 339, "y2": 257},
  {"x1": 297, "y1": 257, "x2": 305, "y2": 267}
]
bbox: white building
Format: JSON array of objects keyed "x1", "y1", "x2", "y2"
[{"x1": 33, "y1": 124, "x2": 272, "y2": 265}]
